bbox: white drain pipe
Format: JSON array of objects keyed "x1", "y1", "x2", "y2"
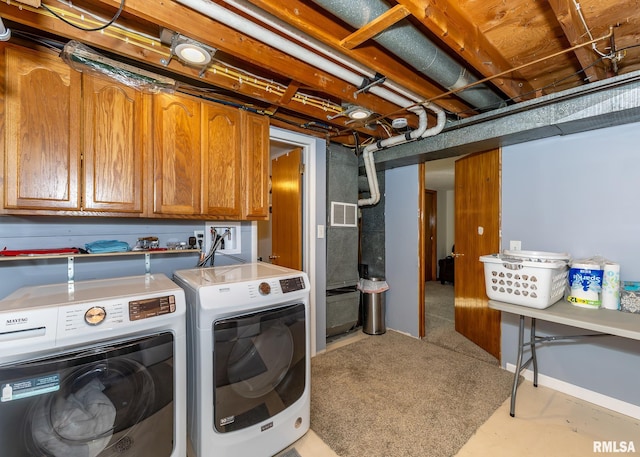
[
  {"x1": 176, "y1": 0, "x2": 414, "y2": 108},
  {"x1": 0, "y1": 18, "x2": 11, "y2": 41},
  {"x1": 359, "y1": 102, "x2": 446, "y2": 206},
  {"x1": 222, "y1": 0, "x2": 423, "y2": 104}
]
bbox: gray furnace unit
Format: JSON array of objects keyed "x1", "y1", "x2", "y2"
[{"x1": 325, "y1": 145, "x2": 360, "y2": 337}]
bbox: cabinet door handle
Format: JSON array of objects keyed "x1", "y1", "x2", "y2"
[{"x1": 269, "y1": 255, "x2": 279, "y2": 260}]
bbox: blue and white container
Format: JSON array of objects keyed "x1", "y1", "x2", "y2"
[{"x1": 567, "y1": 259, "x2": 604, "y2": 308}]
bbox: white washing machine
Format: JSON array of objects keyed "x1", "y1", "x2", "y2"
[
  {"x1": 173, "y1": 263, "x2": 310, "y2": 457},
  {"x1": 0, "y1": 273, "x2": 187, "y2": 457}
]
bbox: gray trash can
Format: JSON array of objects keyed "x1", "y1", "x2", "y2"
[{"x1": 362, "y1": 277, "x2": 386, "y2": 335}]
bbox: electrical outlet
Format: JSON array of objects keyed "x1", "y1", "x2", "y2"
[
  {"x1": 509, "y1": 240, "x2": 522, "y2": 251},
  {"x1": 194, "y1": 230, "x2": 205, "y2": 250}
]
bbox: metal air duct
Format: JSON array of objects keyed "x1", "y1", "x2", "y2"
[{"x1": 310, "y1": 0, "x2": 506, "y2": 111}]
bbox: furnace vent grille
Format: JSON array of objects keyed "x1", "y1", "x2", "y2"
[{"x1": 330, "y1": 201, "x2": 357, "y2": 227}]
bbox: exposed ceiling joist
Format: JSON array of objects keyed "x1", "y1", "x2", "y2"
[
  {"x1": 396, "y1": 0, "x2": 536, "y2": 102},
  {"x1": 339, "y1": 4, "x2": 410, "y2": 50},
  {"x1": 242, "y1": 0, "x2": 474, "y2": 115},
  {"x1": 2, "y1": 0, "x2": 639, "y2": 149},
  {"x1": 547, "y1": 0, "x2": 607, "y2": 82}
]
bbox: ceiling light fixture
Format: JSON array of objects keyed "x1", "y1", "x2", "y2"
[
  {"x1": 160, "y1": 28, "x2": 216, "y2": 76},
  {"x1": 175, "y1": 42, "x2": 212, "y2": 65},
  {"x1": 348, "y1": 107, "x2": 372, "y2": 120},
  {"x1": 327, "y1": 104, "x2": 373, "y2": 121}
]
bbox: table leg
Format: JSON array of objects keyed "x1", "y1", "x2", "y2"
[
  {"x1": 510, "y1": 315, "x2": 526, "y2": 417},
  {"x1": 531, "y1": 317, "x2": 538, "y2": 387}
]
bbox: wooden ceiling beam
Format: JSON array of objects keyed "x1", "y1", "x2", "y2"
[
  {"x1": 396, "y1": 0, "x2": 536, "y2": 102},
  {"x1": 339, "y1": 5, "x2": 410, "y2": 50},
  {"x1": 279, "y1": 80, "x2": 301, "y2": 104},
  {"x1": 241, "y1": 0, "x2": 474, "y2": 115},
  {"x1": 547, "y1": 0, "x2": 607, "y2": 82}
]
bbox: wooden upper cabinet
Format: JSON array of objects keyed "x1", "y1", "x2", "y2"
[
  {"x1": 83, "y1": 74, "x2": 146, "y2": 213},
  {"x1": 151, "y1": 92, "x2": 202, "y2": 216},
  {"x1": 203, "y1": 103, "x2": 242, "y2": 218},
  {"x1": 242, "y1": 111, "x2": 269, "y2": 220},
  {"x1": 151, "y1": 92, "x2": 270, "y2": 220},
  {"x1": 3, "y1": 45, "x2": 82, "y2": 211}
]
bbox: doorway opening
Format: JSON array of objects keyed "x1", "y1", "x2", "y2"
[
  {"x1": 257, "y1": 127, "x2": 321, "y2": 355},
  {"x1": 423, "y1": 157, "x2": 456, "y2": 342}
]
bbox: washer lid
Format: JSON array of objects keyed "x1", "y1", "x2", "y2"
[
  {"x1": 0, "y1": 274, "x2": 181, "y2": 312},
  {"x1": 173, "y1": 263, "x2": 304, "y2": 288}
]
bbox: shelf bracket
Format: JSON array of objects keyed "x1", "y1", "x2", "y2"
[
  {"x1": 145, "y1": 252, "x2": 151, "y2": 274},
  {"x1": 67, "y1": 256, "x2": 75, "y2": 283}
]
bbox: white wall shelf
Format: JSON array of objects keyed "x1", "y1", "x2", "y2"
[{"x1": 0, "y1": 249, "x2": 200, "y2": 283}]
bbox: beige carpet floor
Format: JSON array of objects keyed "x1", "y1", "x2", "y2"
[
  {"x1": 310, "y1": 330, "x2": 514, "y2": 457},
  {"x1": 424, "y1": 281, "x2": 498, "y2": 365}
]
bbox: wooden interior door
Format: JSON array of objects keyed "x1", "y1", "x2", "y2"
[
  {"x1": 271, "y1": 148, "x2": 302, "y2": 270},
  {"x1": 454, "y1": 149, "x2": 501, "y2": 359}
]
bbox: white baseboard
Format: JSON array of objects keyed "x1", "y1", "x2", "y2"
[{"x1": 506, "y1": 363, "x2": 640, "y2": 420}]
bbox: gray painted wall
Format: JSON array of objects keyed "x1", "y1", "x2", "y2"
[
  {"x1": 0, "y1": 217, "x2": 252, "y2": 299},
  {"x1": 385, "y1": 165, "x2": 420, "y2": 336},
  {"x1": 502, "y1": 121, "x2": 640, "y2": 406}
]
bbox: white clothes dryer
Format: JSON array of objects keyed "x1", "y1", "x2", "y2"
[
  {"x1": 173, "y1": 263, "x2": 310, "y2": 457},
  {"x1": 0, "y1": 274, "x2": 187, "y2": 457}
]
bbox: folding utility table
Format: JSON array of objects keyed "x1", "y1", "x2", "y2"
[{"x1": 488, "y1": 299, "x2": 640, "y2": 417}]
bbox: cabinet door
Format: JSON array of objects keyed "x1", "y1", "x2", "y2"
[
  {"x1": 202, "y1": 102, "x2": 242, "y2": 218},
  {"x1": 242, "y1": 111, "x2": 269, "y2": 220},
  {"x1": 3, "y1": 45, "x2": 82, "y2": 210},
  {"x1": 83, "y1": 74, "x2": 146, "y2": 213},
  {"x1": 152, "y1": 92, "x2": 202, "y2": 216}
]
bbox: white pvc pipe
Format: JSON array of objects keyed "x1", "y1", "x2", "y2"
[
  {"x1": 176, "y1": 0, "x2": 414, "y2": 108},
  {"x1": 358, "y1": 102, "x2": 446, "y2": 206},
  {"x1": 223, "y1": 0, "x2": 423, "y2": 103},
  {"x1": 0, "y1": 18, "x2": 11, "y2": 41}
]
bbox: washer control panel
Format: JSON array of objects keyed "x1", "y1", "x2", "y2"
[{"x1": 129, "y1": 295, "x2": 176, "y2": 321}]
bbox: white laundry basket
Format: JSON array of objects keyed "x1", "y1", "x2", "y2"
[{"x1": 480, "y1": 251, "x2": 570, "y2": 309}]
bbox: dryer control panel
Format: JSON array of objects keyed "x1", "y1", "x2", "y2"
[{"x1": 280, "y1": 276, "x2": 306, "y2": 293}]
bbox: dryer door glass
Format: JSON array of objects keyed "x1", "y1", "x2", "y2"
[
  {"x1": 0, "y1": 332, "x2": 175, "y2": 457},
  {"x1": 213, "y1": 302, "x2": 306, "y2": 433}
]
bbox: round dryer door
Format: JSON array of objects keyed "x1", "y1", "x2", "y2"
[
  {"x1": 213, "y1": 302, "x2": 307, "y2": 433},
  {"x1": 227, "y1": 321, "x2": 294, "y2": 398}
]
